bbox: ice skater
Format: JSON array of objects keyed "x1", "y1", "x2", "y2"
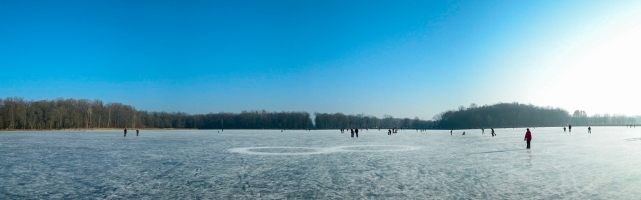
[
  {"x1": 569, "y1": 124, "x2": 572, "y2": 132},
  {"x1": 491, "y1": 128, "x2": 496, "y2": 137},
  {"x1": 136, "y1": 129, "x2": 139, "y2": 136},
  {"x1": 388, "y1": 129, "x2": 392, "y2": 135},
  {"x1": 462, "y1": 131, "x2": 465, "y2": 135},
  {"x1": 588, "y1": 126, "x2": 591, "y2": 134},
  {"x1": 563, "y1": 127, "x2": 566, "y2": 132},
  {"x1": 355, "y1": 128, "x2": 359, "y2": 138},
  {"x1": 351, "y1": 128, "x2": 354, "y2": 137},
  {"x1": 124, "y1": 128, "x2": 127, "y2": 137},
  {"x1": 482, "y1": 127, "x2": 485, "y2": 134},
  {"x1": 450, "y1": 130, "x2": 452, "y2": 135},
  {"x1": 524, "y1": 128, "x2": 532, "y2": 149}
]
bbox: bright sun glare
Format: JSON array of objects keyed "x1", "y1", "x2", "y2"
[{"x1": 536, "y1": 7, "x2": 641, "y2": 116}]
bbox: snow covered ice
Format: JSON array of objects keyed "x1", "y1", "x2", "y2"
[{"x1": 2, "y1": 127, "x2": 641, "y2": 199}]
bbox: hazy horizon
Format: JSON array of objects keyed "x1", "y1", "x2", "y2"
[{"x1": 2, "y1": 0, "x2": 640, "y2": 119}]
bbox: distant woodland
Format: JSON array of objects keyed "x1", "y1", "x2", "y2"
[
  {"x1": 313, "y1": 113, "x2": 434, "y2": 129},
  {"x1": 433, "y1": 103, "x2": 639, "y2": 129},
  {"x1": 0, "y1": 97, "x2": 312, "y2": 130},
  {"x1": 0, "y1": 97, "x2": 638, "y2": 130}
]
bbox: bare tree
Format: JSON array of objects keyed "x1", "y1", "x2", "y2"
[{"x1": 87, "y1": 106, "x2": 93, "y2": 128}]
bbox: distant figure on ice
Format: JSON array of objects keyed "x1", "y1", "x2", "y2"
[
  {"x1": 136, "y1": 129, "x2": 139, "y2": 136},
  {"x1": 355, "y1": 128, "x2": 359, "y2": 138},
  {"x1": 588, "y1": 126, "x2": 591, "y2": 134},
  {"x1": 569, "y1": 124, "x2": 572, "y2": 132},
  {"x1": 482, "y1": 127, "x2": 485, "y2": 134},
  {"x1": 491, "y1": 128, "x2": 496, "y2": 137},
  {"x1": 462, "y1": 131, "x2": 465, "y2": 135},
  {"x1": 388, "y1": 129, "x2": 392, "y2": 135},
  {"x1": 524, "y1": 128, "x2": 532, "y2": 149},
  {"x1": 124, "y1": 128, "x2": 127, "y2": 137},
  {"x1": 351, "y1": 128, "x2": 354, "y2": 137},
  {"x1": 450, "y1": 130, "x2": 452, "y2": 135},
  {"x1": 563, "y1": 127, "x2": 566, "y2": 132}
]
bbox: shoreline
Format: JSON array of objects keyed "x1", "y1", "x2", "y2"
[
  {"x1": 1, "y1": 125, "x2": 637, "y2": 132},
  {"x1": 0, "y1": 128, "x2": 198, "y2": 132}
]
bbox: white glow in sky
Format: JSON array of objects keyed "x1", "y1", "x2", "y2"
[{"x1": 530, "y1": 3, "x2": 641, "y2": 116}]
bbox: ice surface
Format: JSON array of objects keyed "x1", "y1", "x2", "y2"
[{"x1": 1, "y1": 127, "x2": 641, "y2": 199}]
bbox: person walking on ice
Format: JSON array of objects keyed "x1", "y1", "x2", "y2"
[
  {"x1": 588, "y1": 126, "x2": 591, "y2": 134},
  {"x1": 524, "y1": 128, "x2": 532, "y2": 149}
]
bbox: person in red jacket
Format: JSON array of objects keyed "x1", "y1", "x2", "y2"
[{"x1": 524, "y1": 128, "x2": 532, "y2": 149}]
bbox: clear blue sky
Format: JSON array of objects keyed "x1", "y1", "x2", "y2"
[{"x1": 2, "y1": 0, "x2": 640, "y2": 119}]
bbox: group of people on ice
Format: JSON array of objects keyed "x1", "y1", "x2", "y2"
[
  {"x1": 340, "y1": 128, "x2": 402, "y2": 137},
  {"x1": 454, "y1": 125, "x2": 597, "y2": 149},
  {"x1": 123, "y1": 128, "x2": 140, "y2": 137}
]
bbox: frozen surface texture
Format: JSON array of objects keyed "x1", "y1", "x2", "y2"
[{"x1": 2, "y1": 127, "x2": 641, "y2": 199}]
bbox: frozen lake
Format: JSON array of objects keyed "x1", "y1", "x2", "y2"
[{"x1": 2, "y1": 127, "x2": 641, "y2": 199}]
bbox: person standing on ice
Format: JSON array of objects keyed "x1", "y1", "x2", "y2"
[
  {"x1": 524, "y1": 128, "x2": 532, "y2": 149},
  {"x1": 355, "y1": 128, "x2": 359, "y2": 138},
  {"x1": 491, "y1": 128, "x2": 496, "y2": 137},
  {"x1": 124, "y1": 128, "x2": 127, "y2": 137},
  {"x1": 351, "y1": 128, "x2": 354, "y2": 137},
  {"x1": 569, "y1": 124, "x2": 572, "y2": 132},
  {"x1": 588, "y1": 126, "x2": 591, "y2": 134}
]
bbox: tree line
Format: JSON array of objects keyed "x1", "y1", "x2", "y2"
[
  {"x1": 433, "y1": 102, "x2": 638, "y2": 129},
  {"x1": 1, "y1": 97, "x2": 637, "y2": 130},
  {"x1": 313, "y1": 113, "x2": 435, "y2": 129},
  {"x1": 0, "y1": 97, "x2": 312, "y2": 130}
]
